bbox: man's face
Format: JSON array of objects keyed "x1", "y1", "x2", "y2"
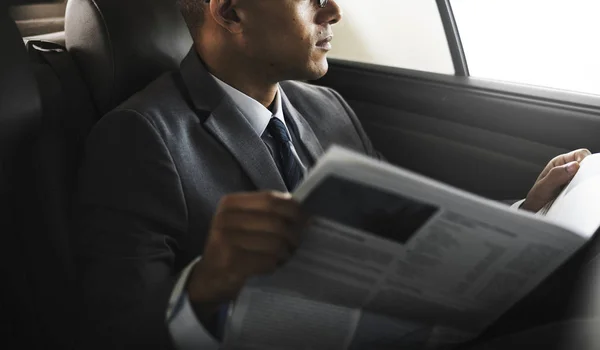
[{"x1": 234, "y1": 0, "x2": 342, "y2": 81}]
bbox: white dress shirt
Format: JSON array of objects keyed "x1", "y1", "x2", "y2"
[
  {"x1": 166, "y1": 75, "x2": 308, "y2": 350},
  {"x1": 213, "y1": 75, "x2": 309, "y2": 172}
]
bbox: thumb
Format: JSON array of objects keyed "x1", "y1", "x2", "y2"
[
  {"x1": 538, "y1": 161, "x2": 579, "y2": 195},
  {"x1": 523, "y1": 161, "x2": 579, "y2": 212}
]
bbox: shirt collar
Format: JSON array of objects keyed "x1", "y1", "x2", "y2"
[{"x1": 211, "y1": 74, "x2": 286, "y2": 137}]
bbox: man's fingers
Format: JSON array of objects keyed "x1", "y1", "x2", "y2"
[
  {"x1": 214, "y1": 210, "x2": 297, "y2": 234},
  {"x1": 218, "y1": 191, "x2": 307, "y2": 223},
  {"x1": 228, "y1": 230, "x2": 296, "y2": 258},
  {"x1": 539, "y1": 149, "x2": 591, "y2": 180},
  {"x1": 557, "y1": 148, "x2": 591, "y2": 166},
  {"x1": 574, "y1": 148, "x2": 592, "y2": 162},
  {"x1": 551, "y1": 148, "x2": 591, "y2": 168},
  {"x1": 542, "y1": 161, "x2": 579, "y2": 189},
  {"x1": 535, "y1": 162, "x2": 579, "y2": 200},
  {"x1": 524, "y1": 162, "x2": 580, "y2": 212},
  {"x1": 213, "y1": 211, "x2": 303, "y2": 246}
]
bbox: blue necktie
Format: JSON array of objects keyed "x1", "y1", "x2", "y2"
[{"x1": 267, "y1": 117, "x2": 303, "y2": 191}]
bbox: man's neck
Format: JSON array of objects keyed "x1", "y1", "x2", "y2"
[
  {"x1": 197, "y1": 45, "x2": 278, "y2": 108},
  {"x1": 216, "y1": 75, "x2": 278, "y2": 109}
]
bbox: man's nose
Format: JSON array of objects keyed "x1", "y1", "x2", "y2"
[{"x1": 318, "y1": 0, "x2": 342, "y2": 25}]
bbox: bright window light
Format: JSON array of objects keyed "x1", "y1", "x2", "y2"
[{"x1": 452, "y1": 0, "x2": 600, "y2": 95}]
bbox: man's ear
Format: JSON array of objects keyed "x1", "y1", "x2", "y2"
[{"x1": 209, "y1": 0, "x2": 243, "y2": 34}]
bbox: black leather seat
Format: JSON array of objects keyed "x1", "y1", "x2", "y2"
[
  {"x1": 65, "y1": 0, "x2": 193, "y2": 116},
  {"x1": 60, "y1": 1, "x2": 191, "y2": 346},
  {"x1": 0, "y1": 2, "x2": 97, "y2": 349},
  {"x1": 0, "y1": 4, "x2": 193, "y2": 346},
  {"x1": 0, "y1": 9, "x2": 40, "y2": 349},
  {"x1": 0, "y1": 2, "x2": 67, "y2": 348},
  {"x1": 20, "y1": 0, "x2": 193, "y2": 232}
]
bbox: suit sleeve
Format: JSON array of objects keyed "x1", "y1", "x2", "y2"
[
  {"x1": 328, "y1": 88, "x2": 385, "y2": 161},
  {"x1": 74, "y1": 109, "x2": 188, "y2": 349}
]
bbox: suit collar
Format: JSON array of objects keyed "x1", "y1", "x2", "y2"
[
  {"x1": 280, "y1": 88, "x2": 324, "y2": 163},
  {"x1": 211, "y1": 74, "x2": 286, "y2": 138},
  {"x1": 179, "y1": 48, "x2": 324, "y2": 191},
  {"x1": 179, "y1": 47, "x2": 223, "y2": 113},
  {"x1": 180, "y1": 48, "x2": 287, "y2": 191}
]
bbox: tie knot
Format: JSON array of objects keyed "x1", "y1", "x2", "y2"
[{"x1": 267, "y1": 117, "x2": 291, "y2": 144}]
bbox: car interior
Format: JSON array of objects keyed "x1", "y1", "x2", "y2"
[{"x1": 2, "y1": 0, "x2": 600, "y2": 348}]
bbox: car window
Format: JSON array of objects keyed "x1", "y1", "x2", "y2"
[
  {"x1": 329, "y1": 0, "x2": 455, "y2": 75},
  {"x1": 451, "y1": 0, "x2": 600, "y2": 96}
]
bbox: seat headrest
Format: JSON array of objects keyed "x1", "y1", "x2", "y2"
[{"x1": 65, "y1": 0, "x2": 193, "y2": 115}]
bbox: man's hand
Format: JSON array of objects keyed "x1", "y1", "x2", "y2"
[
  {"x1": 186, "y1": 191, "x2": 308, "y2": 319},
  {"x1": 521, "y1": 149, "x2": 591, "y2": 212}
]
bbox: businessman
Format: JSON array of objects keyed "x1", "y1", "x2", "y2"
[{"x1": 74, "y1": 0, "x2": 591, "y2": 348}]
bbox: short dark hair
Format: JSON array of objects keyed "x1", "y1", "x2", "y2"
[{"x1": 176, "y1": 0, "x2": 205, "y2": 33}]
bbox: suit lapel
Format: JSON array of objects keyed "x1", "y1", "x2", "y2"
[
  {"x1": 179, "y1": 48, "x2": 287, "y2": 191},
  {"x1": 280, "y1": 89, "x2": 324, "y2": 164},
  {"x1": 205, "y1": 103, "x2": 287, "y2": 192}
]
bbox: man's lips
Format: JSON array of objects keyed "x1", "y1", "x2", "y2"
[{"x1": 316, "y1": 36, "x2": 333, "y2": 50}]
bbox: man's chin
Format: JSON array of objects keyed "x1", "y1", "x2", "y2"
[
  {"x1": 305, "y1": 59, "x2": 329, "y2": 80},
  {"x1": 280, "y1": 58, "x2": 329, "y2": 82}
]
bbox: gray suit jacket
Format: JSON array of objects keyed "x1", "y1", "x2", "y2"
[{"x1": 75, "y1": 49, "x2": 379, "y2": 349}]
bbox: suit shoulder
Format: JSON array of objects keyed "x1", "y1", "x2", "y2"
[
  {"x1": 93, "y1": 71, "x2": 200, "y2": 148},
  {"x1": 100, "y1": 71, "x2": 200, "y2": 135},
  {"x1": 114, "y1": 72, "x2": 186, "y2": 116}
]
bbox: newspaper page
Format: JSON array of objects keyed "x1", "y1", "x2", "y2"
[{"x1": 223, "y1": 146, "x2": 597, "y2": 350}]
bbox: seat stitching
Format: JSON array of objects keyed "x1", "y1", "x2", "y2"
[{"x1": 89, "y1": 0, "x2": 116, "y2": 110}]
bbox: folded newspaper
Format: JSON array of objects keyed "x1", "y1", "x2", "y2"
[{"x1": 223, "y1": 146, "x2": 600, "y2": 350}]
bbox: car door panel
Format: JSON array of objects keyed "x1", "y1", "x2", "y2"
[{"x1": 316, "y1": 59, "x2": 600, "y2": 200}]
